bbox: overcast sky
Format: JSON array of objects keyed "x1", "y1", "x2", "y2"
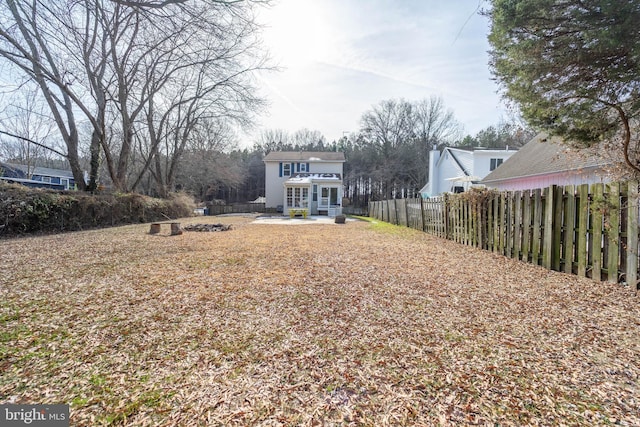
[{"x1": 247, "y1": 0, "x2": 506, "y2": 147}]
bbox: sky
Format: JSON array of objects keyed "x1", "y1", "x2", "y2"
[{"x1": 246, "y1": 0, "x2": 507, "y2": 147}]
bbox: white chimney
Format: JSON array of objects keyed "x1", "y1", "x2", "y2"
[{"x1": 428, "y1": 149, "x2": 440, "y2": 195}]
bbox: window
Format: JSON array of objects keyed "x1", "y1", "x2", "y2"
[
  {"x1": 299, "y1": 163, "x2": 307, "y2": 172},
  {"x1": 320, "y1": 187, "x2": 339, "y2": 207},
  {"x1": 286, "y1": 187, "x2": 309, "y2": 208},
  {"x1": 490, "y1": 158, "x2": 503, "y2": 171},
  {"x1": 283, "y1": 163, "x2": 291, "y2": 176},
  {"x1": 312, "y1": 185, "x2": 318, "y2": 202},
  {"x1": 287, "y1": 187, "x2": 293, "y2": 207}
]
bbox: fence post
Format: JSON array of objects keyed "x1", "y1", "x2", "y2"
[
  {"x1": 392, "y1": 198, "x2": 397, "y2": 225},
  {"x1": 591, "y1": 184, "x2": 604, "y2": 281},
  {"x1": 626, "y1": 181, "x2": 639, "y2": 290},
  {"x1": 552, "y1": 185, "x2": 564, "y2": 271},
  {"x1": 386, "y1": 200, "x2": 390, "y2": 223},
  {"x1": 513, "y1": 191, "x2": 522, "y2": 261},
  {"x1": 506, "y1": 192, "x2": 513, "y2": 258},
  {"x1": 532, "y1": 189, "x2": 542, "y2": 265},
  {"x1": 476, "y1": 199, "x2": 483, "y2": 248},
  {"x1": 607, "y1": 182, "x2": 620, "y2": 283},
  {"x1": 499, "y1": 193, "x2": 507, "y2": 255},
  {"x1": 542, "y1": 186, "x2": 555, "y2": 269},
  {"x1": 404, "y1": 198, "x2": 409, "y2": 227},
  {"x1": 493, "y1": 194, "x2": 500, "y2": 253},
  {"x1": 521, "y1": 190, "x2": 531, "y2": 262},
  {"x1": 443, "y1": 194, "x2": 450, "y2": 239},
  {"x1": 487, "y1": 194, "x2": 494, "y2": 251},
  {"x1": 577, "y1": 184, "x2": 589, "y2": 277},
  {"x1": 563, "y1": 185, "x2": 576, "y2": 274}
]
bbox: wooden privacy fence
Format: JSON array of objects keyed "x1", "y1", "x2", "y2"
[
  {"x1": 206, "y1": 203, "x2": 266, "y2": 215},
  {"x1": 369, "y1": 182, "x2": 640, "y2": 291}
]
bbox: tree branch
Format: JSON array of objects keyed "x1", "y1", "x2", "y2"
[{"x1": 0, "y1": 129, "x2": 67, "y2": 158}]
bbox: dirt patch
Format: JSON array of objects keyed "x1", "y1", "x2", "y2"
[{"x1": 1, "y1": 215, "x2": 638, "y2": 426}]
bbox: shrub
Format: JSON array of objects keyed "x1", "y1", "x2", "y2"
[{"x1": 0, "y1": 182, "x2": 195, "y2": 237}]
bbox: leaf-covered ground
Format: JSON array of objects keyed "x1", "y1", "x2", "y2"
[{"x1": 1, "y1": 215, "x2": 639, "y2": 426}]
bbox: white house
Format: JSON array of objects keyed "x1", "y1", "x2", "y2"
[
  {"x1": 481, "y1": 133, "x2": 612, "y2": 191},
  {"x1": 263, "y1": 151, "x2": 345, "y2": 216},
  {"x1": 420, "y1": 146, "x2": 518, "y2": 197}
]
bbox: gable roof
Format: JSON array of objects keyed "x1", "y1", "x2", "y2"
[
  {"x1": 1, "y1": 162, "x2": 74, "y2": 179},
  {"x1": 263, "y1": 151, "x2": 345, "y2": 162},
  {"x1": 441, "y1": 147, "x2": 474, "y2": 176},
  {"x1": 481, "y1": 133, "x2": 610, "y2": 184}
]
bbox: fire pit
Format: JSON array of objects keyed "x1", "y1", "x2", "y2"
[{"x1": 182, "y1": 223, "x2": 232, "y2": 232}]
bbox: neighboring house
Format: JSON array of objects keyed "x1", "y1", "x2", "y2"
[
  {"x1": 420, "y1": 146, "x2": 518, "y2": 197},
  {"x1": 481, "y1": 133, "x2": 612, "y2": 191},
  {"x1": 0, "y1": 162, "x2": 80, "y2": 190},
  {"x1": 263, "y1": 151, "x2": 345, "y2": 216}
]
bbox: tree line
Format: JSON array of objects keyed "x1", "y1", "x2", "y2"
[
  {"x1": 1, "y1": 92, "x2": 533, "y2": 206},
  {"x1": 245, "y1": 98, "x2": 532, "y2": 207},
  {"x1": 4, "y1": 0, "x2": 635, "y2": 206}
]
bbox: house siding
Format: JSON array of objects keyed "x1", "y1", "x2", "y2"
[
  {"x1": 485, "y1": 168, "x2": 609, "y2": 191},
  {"x1": 264, "y1": 156, "x2": 344, "y2": 209},
  {"x1": 422, "y1": 148, "x2": 517, "y2": 197},
  {"x1": 436, "y1": 152, "x2": 466, "y2": 194},
  {"x1": 472, "y1": 150, "x2": 516, "y2": 178}
]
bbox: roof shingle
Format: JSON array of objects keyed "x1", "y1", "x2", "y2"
[
  {"x1": 263, "y1": 151, "x2": 345, "y2": 162},
  {"x1": 481, "y1": 133, "x2": 610, "y2": 184}
]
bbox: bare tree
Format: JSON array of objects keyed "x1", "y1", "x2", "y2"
[
  {"x1": 172, "y1": 118, "x2": 242, "y2": 200},
  {"x1": 0, "y1": 0, "x2": 94, "y2": 189},
  {"x1": 290, "y1": 128, "x2": 326, "y2": 151},
  {"x1": 359, "y1": 99, "x2": 416, "y2": 198},
  {"x1": 412, "y1": 96, "x2": 462, "y2": 186},
  {"x1": 358, "y1": 97, "x2": 462, "y2": 199},
  {"x1": 0, "y1": 0, "x2": 270, "y2": 193},
  {"x1": 0, "y1": 88, "x2": 62, "y2": 174},
  {"x1": 360, "y1": 99, "x2": 415, "y2": 156},
  {"x1": 253, "y1": 129, "x2": 292, "y2": 155}
]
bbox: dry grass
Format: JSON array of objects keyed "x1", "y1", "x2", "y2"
[{"x1": 1, "y1": 215, "x2": 639, "y2": 426}]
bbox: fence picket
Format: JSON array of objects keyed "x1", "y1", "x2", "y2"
[
  {"x1": 591, "y1": 184, "x2": 604, "y2": 281},
  {"x1": 542, "y1": 186, "x2": 554, "y2": 269},
  {"x1": 626, "y1": 182, "x2": 638, "y2": 288},
  {"x1": 532, "y1": 189, "x2": 542, "y2": 266},
  {"x1": 577, "y1": 184, "x2": 589, "y2": 277},
  {"x1": 368, "y1": 180, "x2": 638, "y2": 292},
  {"x1": 492, "y1": 194, "x2": 501, "y2": 252},
  {"x1": 607, "y1": 183, "x2": 620, "y2": 283},
  {"x1": 513, "y1": 191, "x2": 522, "y2": 260},
  {"x1": 552, "y1": 185, "x2": 564, "y2": 271},
  {"x1": 522, "y1": 191, "x2": 532, "y2": 262},
  {"x1": 563, "y1": 185, "x2": 576, "y2": 274},
  {"x1": 506, "y1": 193, "x2": 513, "y2": 257}
]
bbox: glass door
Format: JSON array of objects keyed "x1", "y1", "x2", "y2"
[
  {"x1": 329, "y1": 187, "x2": 339, "y2": 207},
  {"x1": 320, "y1": 187, "x2": 329, "y2": 208}
]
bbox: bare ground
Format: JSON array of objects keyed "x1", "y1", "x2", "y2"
[{"x1": 1, "y1": 215, "x2": 639, "y2": 426}]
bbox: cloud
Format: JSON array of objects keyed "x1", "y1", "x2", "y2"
[{"x1": 248, "y1": 0, "x2": 506, "y2": 145}]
